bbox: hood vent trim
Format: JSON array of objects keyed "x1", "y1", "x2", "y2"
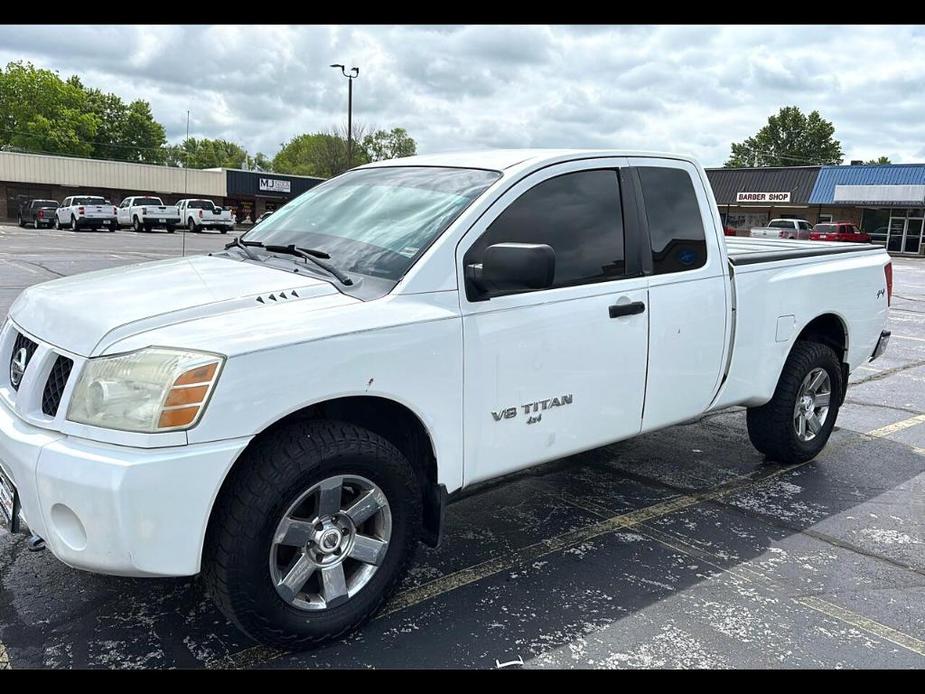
[{"x1": 255, "y1": 288, "x2": 301, "y2": 305}]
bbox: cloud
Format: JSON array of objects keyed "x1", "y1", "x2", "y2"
[{"x1": 0, "y1": 24, "x2": 921, "y2": 166}]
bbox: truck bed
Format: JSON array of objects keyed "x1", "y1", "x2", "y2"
[{"x1": 724, "y1": 236, "x2": 884, "y2": 267}]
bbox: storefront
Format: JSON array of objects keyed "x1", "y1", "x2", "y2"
[
  {"x1": 223, "y1": 170, "x2": 324, "y2": 225},
  {"x1": 705, "y1": 166, "x2": 822, "y2": 233},
  {"x1": 808, "y1": 164, "x2": 925, "y2": 255}
]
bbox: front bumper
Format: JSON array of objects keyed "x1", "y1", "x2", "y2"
[{"x1": 0, "y1": 398, "x2": 250, "y2": 577}]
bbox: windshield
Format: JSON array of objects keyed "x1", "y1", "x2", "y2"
[
  {"x1": 73, "y1": 196, "x2": 105, "y2": 205},
  {"x1": 244, "y1": 166, "x2": 501, "y2": 281},
  {"x1": 135, "y1": 197, "x2": 163, "y2": 206}
]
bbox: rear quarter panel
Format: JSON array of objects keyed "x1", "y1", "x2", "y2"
[{"x1": 713, "y1": 250, "x2": 890, "y2": 409}]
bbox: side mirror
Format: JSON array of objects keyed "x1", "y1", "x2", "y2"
[{"x1": 466, "y1": 243, "x2": 555, "y2": 299}]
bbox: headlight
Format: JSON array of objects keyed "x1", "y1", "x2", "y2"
[{"x1": 67, "y1": 348, "x2": 224, "y2": 433}]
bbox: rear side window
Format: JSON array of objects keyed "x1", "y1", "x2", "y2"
[
  {"x1": 636, "y1": 167, "x2": 707, "y2": 275},
  {"x1": 465, "y1": 169, "x2": 626, "y2": 290}
]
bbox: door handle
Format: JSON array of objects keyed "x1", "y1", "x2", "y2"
[{"x1": 609, "y1": 301, "x2": 646, "y2": 318}]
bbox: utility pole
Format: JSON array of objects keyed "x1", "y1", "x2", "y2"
[
  {"x1": 182, "y1": 109, "x2": 190, "y2": 257},
  {"x1": 330, "y1": 64, "x2": 359, "y2": 170}
]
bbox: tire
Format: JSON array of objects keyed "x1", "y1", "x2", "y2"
[
  {"x1": 221, "y1": 228, "x2": 228, "y2": 234},
  {"x1": 133, "y1": 217, "x2": 142, "y2": 233},
  {"x1": 203, "y1": 420, "x2": 422, "y2": 649},
  {"x1": 188, "y1": 219, "x2": 197, "y2": 233},
  {"x1": 71, "y1": 216, "x2": 79, "y2": 232},
  {"x1": 54, "y1": 217, "x2": 61, "y2": 231},
  {"x1": 746, "y1": 340, "x2": 843, "y2": 465}
]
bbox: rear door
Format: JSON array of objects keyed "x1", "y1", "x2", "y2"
[
  {"x1": 625, "y1": 158, "x2": 729, "y2": 431},
  {"x1": 458, "y1": 158, "x2": 650, "y2": 485}
]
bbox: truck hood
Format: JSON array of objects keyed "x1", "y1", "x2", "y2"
[{"x1": 9, "y1": 255, "x2": 352, "y2": 356}]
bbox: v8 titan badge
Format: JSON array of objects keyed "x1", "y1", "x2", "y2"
[{"x1": 492, "y1": 394, "x2": 573, "y2": 424}]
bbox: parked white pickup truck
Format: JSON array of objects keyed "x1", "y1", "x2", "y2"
[
  {"x1": 177, "y1": 199, "x2": 235, "y2": 234},
  {"x1": 54, "y1": 195, "x2": 118, "y2": 232},
  {"x1": 750, "y1": 218, "x2": 814, "y2": 240},
  {"x1": 0, "y1": 150, "x2": 892, "y2": 649},
  {"x1": 116, "y1": 196, "x2": 181, "y2": 233}
]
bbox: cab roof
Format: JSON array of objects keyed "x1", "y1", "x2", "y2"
[{"x1": 357, "y1": 148, "x2": 699, "y2": 173}]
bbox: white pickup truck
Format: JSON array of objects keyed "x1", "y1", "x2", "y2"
[
  {"x1": 54, "y1": 195, "x2": 118, "y2": 232},
  {"x1": 750, "y1": 218, "x2": 814, "y2": 240},
  {"x1": 176, "y1": 199, "x2": 235, "y2": 234},
  {"x1": 116, "y1": 196, "x2": 181, "y2": 233},
  {"x1": 0, "y1": 150, "x2": 892, "y2": 649}
]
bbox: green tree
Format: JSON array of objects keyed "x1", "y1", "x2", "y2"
[
  {"x1": 865, "y1": 156, "x2": 892, "y2": 165},
  {"x1": 272, "y1": 126, "x2": 370, "y2": 177},
  {"x1": 360, "y1": 127, "x2": 417, "y2": 162},
  {"x1": 165, "y1": 137, "x2": 251, "y2": 169},
  {"x1": 725, "y1": 106, "x2": 844, "y2": 167},
  {"x1": 0, "y1": 61, "x2": 99, "y2": 157},
  {"x1": 0, "y1": 61, "x2": 167, "y2": 163}
]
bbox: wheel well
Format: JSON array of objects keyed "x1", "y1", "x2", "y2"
[
  {"x1": 795, "y1": 313, "x2": 849, "y2": 404},
  {"x1": 216, "y1": 396, "x2": 444, "y2": 548},
  {"x1": 796, "y1": 314, "x2": 848, "y2": 359}
]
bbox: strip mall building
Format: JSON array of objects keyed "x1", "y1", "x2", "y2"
[
  {"x1": 0, "y1": 151, "x2": 323, "y2": 226},
  {"x1": 707, "y1": 163, "x2": 925, "y2": 256}
]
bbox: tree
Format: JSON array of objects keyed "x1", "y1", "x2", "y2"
[
  {"x1": 0, "y1": 61, "x2": 166, "y2": 163},
  {"x1": 164, "y1": 137, "x2": 251, "y2": 169},
  {"x1": 725, "y1": 106, "x2": 843, "y2": 168},
  {"x1": 272, "y1": 124, "x2": 370, "y2": 178},
  {"x1": 360, "y1": 127, "x2": 417, "y2": 162},
  {"x1": 0, "y1": 61, "x2": 99, "y2": 158},
  {"x1": 865, "y1": 156, "x2": 891, "y2": 165}
]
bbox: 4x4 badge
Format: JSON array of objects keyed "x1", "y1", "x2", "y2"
[{"x1": 10, "y1": 347, "x2": 27, "y2": 387}]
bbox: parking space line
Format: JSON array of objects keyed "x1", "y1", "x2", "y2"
[
  {"x1": 794, "y1": 596, "x2": 925, "y2": 658},
  {"x1": 892, "y1": 334, "x2": 925, "y2": 343},
  {"x1": 865, "y1": 413, "x2": 925, "y2": 439}
]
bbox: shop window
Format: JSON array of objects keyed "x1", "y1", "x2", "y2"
[{"x1": 817, "y1": 213, "x2": 833, "y2": 223}]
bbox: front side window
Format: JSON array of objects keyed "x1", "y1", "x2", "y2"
[
  {"x1": 636, "y1": 166, "x2": 707, "y2": 275},
  {"x1": 464, "y1": 169, "x2": 626, "y2": 290},
  {"x1": 247, "y1": 166, "x2": 500, "y2": 282}
]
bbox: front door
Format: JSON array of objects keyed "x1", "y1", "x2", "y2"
[{"x1": 458, "y1": 160, "x2": 649, "y2": 486}]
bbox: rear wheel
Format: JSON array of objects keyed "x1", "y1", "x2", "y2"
[
  {"x1": 188, "y1": 219, "x2": 197, "y2": 232},
  {"x1": 133, "y1": 217, "x2": 142, "y2": 233},
  {"x1": 747, "y1": 340, "x2": 843, "y2": 464},
  {"x1": 166, "y1": 225, "x2": 176, "y2": 233},
  {"x1": 203, "y1": 420, "x2": 422, "y2": 649},
  {"x1": 71, "y1": 216, "x2": 79, "y2": 232}
]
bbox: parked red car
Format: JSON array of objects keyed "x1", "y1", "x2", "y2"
[
  {"x1": 810, "y1": 222, "x2": 871, "y2": 243},
  {"x1": 723, "y1": 225, "x2": 737, "y2": 237}
]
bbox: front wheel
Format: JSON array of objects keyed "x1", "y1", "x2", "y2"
[
  {"x1": 188, "y1": 219, "x2": 197, "y2": 233},
  {"x1": 133, "y1": 217, "x2": 142, "y2": 232},
  {"x1": 203, "y1": 420, "x2": 422, "y2": 649},
  {"x1": 746, "y1": 340, "x2": 843, "y2": 464},
  {"x1": 71, "y1": 216, "x2": 79, "y2": 232}
]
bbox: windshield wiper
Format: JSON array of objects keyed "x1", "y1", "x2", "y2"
[
  {"x1": 264, "y1": 244, "x2": 353, "y2": 286},
  {"x1": 223, "y1": 236, "x2": 263, "y2": 261}
]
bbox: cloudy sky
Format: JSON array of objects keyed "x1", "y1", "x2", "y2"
[{"x1": 1, "y1": 24, "x2": 923, "y2": 167}]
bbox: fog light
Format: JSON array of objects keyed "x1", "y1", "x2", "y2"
[{"x1": 50, "y1": 503, "x2": 87, "y2": 551}]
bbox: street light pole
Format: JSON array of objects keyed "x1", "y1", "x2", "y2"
[{"x1": 330, "y1": 64, "x2": 359, "y2": 170}]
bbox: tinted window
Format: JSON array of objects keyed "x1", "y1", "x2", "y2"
[
  {"x1": 769, "y1": 220, "x2": 792, "y2": 228},
  {"x1": 189, "y1": 200, "x2": 215, "y2": 209},
  {"x1": 465, "y1": 170, "x2": 625, "y2": 290},
  {"x1": 134, "y1": 197, "x2": 163, "y2": 206},
  {"x1": 636, "y1": 167, "x2": 707, "y2": 274},
  {"x1": 31, "y1": 200, "x2": 56, "y2": 208},
  {"x1": 799, "y1": 221, "x2": 812, "y2": 230},
  {"x1": 72, "y1": 196, "x2": 106, "y2": 205}
]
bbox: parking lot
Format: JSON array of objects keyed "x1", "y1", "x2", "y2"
[{"x1": 0, "y1": 222, "x2": 923, "y2": 669}]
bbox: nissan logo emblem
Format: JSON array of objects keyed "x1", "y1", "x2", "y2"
[{"x1": 10, "y1": 347, "x2": 27, "y2": 388}]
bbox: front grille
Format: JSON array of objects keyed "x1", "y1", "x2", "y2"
[
  {"x1": 41, "y1": 355, "x2": 73, "y2": 417},
  {"x1": 10, "y1": 332, "x2": 38, "y2": 391}
]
